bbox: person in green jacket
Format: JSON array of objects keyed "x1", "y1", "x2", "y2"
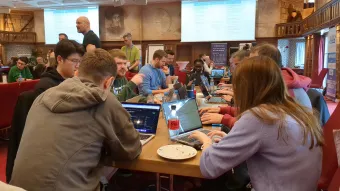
[
  {"x1": 8, "y1": 57, "x2": 33, "y2": 83},
  {"x1": 108, "y1": 49, "x2": 144, "y2": 102}
]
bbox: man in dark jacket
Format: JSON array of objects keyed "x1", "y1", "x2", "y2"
[{"x1": 6, "y1": 39, "x2": 84, "y2": 183}]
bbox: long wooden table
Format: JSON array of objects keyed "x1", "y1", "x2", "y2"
[{"x1": 112, "y1": 112, "x2": 211, "y2": 179}]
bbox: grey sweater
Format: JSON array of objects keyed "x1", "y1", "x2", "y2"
[
  {"x1": 200, "y1": 109, "x2": 322, "y2": 191},
  {"x1": 10, "y1": 77, "x2": 142, "y2": 191}
]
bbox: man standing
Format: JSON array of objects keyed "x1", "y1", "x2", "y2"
[
  {"x1": 108, "y1": 49, "x2": 144, "y2": 102},
  {"x1": 58, "y1": 33, "x2": 68, "y2": 41},
  {"x1": 139, "y1": 50, "x2": 171, "y2": 96},
  {"x1": 121, "y1": 33, "x2": 140, "y2": 73},
  {"x1": 6, "y1": 40, "x2": 85, "y2": 183},
  {"x1": 10, "y1": 49, "x2": 141, "y2": 191},
  {"x1": 76, "y1": 16, "x2": 101, "y2": 52}
]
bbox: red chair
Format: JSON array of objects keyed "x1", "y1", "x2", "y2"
[
  {"x1": 310, "y1": 68, "x2": 329, "y2": 89},
  {"x1": 19, "y1": 79, "x2": 40, "y2": 93},
  {"x1": 328, "y1": 168, "x2": 340, "y2": 191},
  {"x1": 125, "y1": 71, "x2": 137, "y2": 81},
  {"x1": 318, "y1": 102, "x2": 340, "y2": 190},
  {"x1": 0, "y1": 83, "x2": 20, "y2": 133}
]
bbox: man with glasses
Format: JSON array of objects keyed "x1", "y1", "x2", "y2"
[
  {"x1": 76, "y1": 16, "x2": 101, "y2": 52},
  {"x1": 121, "y1": 33, "x2": 140, "y2": 73},
  {"x1": 6, "y1": 40, "x2": 85, "y2": 183},
  {"x1": 8, "y1": 57, "x2": 33, "y2": 83}
]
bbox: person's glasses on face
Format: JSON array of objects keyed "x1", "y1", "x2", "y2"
[
  {"x1": 66, "y1": 58, "x2": 81, "y2": 65},
  {"x1": 17, "y1": 61, "x2": 26, "y2": 67}
]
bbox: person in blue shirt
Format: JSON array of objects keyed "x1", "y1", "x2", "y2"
[{"x1": 139, "y1": 50, "x2": 171, "y2": 96}]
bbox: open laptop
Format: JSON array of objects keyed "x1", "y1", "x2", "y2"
[
  {"x1": 122, "y1": 102, "x2": 161, "y2": 145},
  {"x1": 211, "y1": 69, "x2": 225, "y2": 78},
  {"x1": 162, "y1": 99, "x2": 210, "y2": 147},
  {"x1": 200, "y1": 75, "x2": 228, "y2": 104}
]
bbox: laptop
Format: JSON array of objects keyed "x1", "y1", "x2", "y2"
[
  {"x1": 122, "y1": 102, "x2": 161, "y2": 145},
  {"x1": 211, "y1": 69, "x2": 225, "y2": 78},
  {"x1": 162, "y1": 99, "x2": 210, "y2": 147},
  {"x1": 200, "y1": 75, "x2": 229, "y2": 104}
]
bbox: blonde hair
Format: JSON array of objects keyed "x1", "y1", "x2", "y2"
[
  {"x1": 233, "y1": 56, "x2": 323, "y2": 149},
  {"x1": 250, "y1": 43, "x2": 282, "y2": 67}
]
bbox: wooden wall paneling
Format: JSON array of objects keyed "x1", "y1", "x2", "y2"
[
  {"x1": 312, "y1": 33, "x2": 321, "y2": 80},
  {"x1": 304, "y1": 35, "x2": 313, "y2": 77},
  {"x1": 336, "y1": 24, "x2": 340, "y2": 99}
]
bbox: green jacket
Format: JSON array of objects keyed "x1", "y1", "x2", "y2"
[
  {"x1": 8, "y1": 66, "x2": 33, "y2": 83},
  {"x1": 113, "y1": 77, "x2": 147, "y2": 103}
]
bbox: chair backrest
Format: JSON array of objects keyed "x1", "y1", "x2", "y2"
[
  {"x1": 311, "y1": 68, "x2": 329, "y2": 86},
  {"x1": 18, "y1": 80, "x2": 40, "y2": 93},
  {"x1": 0, "y1": 83, "x2": 20, "y2": 129},
  {"x1": 307, "y1": 89, "x2": 330, "y2": 126},
  {"x1": 318, "y1": 102, "x2": 340, "y2": 189},
  {"x1": 174, "y1": 66, "x2": 187, "y2": 84}
]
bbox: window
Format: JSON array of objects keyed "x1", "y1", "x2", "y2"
[{"x1": 295, "y1": 42, "x2": 305, "y2": 68}]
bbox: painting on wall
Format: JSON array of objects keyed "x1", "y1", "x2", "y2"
[
  {"x1": 142, "y1": 2, "x2": 181, "y2": 40},
  {"x1": 100, "y1": 6, "x2": 141, "y2": 41}
]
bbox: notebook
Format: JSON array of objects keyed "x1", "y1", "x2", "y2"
[{"x1": 122, "y1": 102, "x2": 161, "y2": 145}]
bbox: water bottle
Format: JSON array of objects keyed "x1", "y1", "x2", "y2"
[
  {"x1": 18, "y1": 74, "x2": 23, "y2": 83},
  {"x1": 172, "y1": 90, "x2": 179, "y2": 101},
  {"x1": 162, "y1": 92, "x2": 169, "y2": 103},
  {"x1": 2, "y1": 73, "x2": 7, "y2": 83},
  {"x1": 168, "y1": 105, "x2": 180, "y2": 138},
  {"x1": 210, "y1": 78, "x2": 215, "y2": 93},
  {"x1": 147, "y1": 94, "x2": 154, "y2": 104}
]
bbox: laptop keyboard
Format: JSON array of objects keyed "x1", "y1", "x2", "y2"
[
  {"x1": 177, "y1": 129, "x2": 210, "y2": 143},
  {"x1": 140, "y1": 134, "x2": 152, "y2": 140}
]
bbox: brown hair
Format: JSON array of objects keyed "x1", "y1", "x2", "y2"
[
  {"x1": 153, "y1": 50, "x2": 167, "y2": 60},
  {"x1": 78, "y1": 49, "x2": 117, "y2": 84},
  {"x1": 251, "y1": 43, "x2": 282, "y2": 67},
  {"x1": 108, "y1": 49, "x2": 127, "y2": 60},
  {"x1": 165, "y1": 49, "x2": 175, "y2": 56},
  {"x1": 233, "y1": 56, "x2": 323, "y2": 149},
  {"x1": 232, "y1": 50, "x2": 249, "y2": 61}
]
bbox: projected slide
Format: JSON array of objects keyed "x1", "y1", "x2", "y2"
[
  {"x1": 44, "y1": 7, "x2": 99, "y2": 44},
  {"x1": 181, "y1": 0, "x2": 256, "y2": 42}
]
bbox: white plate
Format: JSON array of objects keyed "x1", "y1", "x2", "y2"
[{"x1": 157, "y1": 144, "x2": 197, "y2": 160}]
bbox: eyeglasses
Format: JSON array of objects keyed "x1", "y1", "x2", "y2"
[
  {"x1": 66, "y1": 58, "x2": 81, "y2": 64},
  {"x1": 17, "y1": 61, "x2": 26, "y2": 66}
]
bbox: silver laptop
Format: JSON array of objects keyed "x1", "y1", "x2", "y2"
[
  {"x1": 162, "y1": 99, "x2": 210, "y2": 146},
  {"x1": 200, "y1": 75, "x2": 229, "y2": 104},
  {"x1": 122, "y1": 102, "x2": 161, "y2": 145}
]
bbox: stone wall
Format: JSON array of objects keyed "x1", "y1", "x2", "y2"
[{"x1": 256, "y1": 0, "x2": 281, "y2": 37}]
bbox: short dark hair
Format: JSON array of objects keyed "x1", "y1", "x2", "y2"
[
  {"x1": 79, "y1": 48, "x2": 117, "y2": 84},
  {"x1": 165, "y1": 49, "x2": 175, "y2": 56},
  {"x1": 55, "y1": 39, "x2": 85, "y2": 63},
  {"x1": 59, "y1": 33, "x2": 68, "y2": 39},
  {"x1": 193, "y1": 59, "x2": 204, "y2": 66},
  {"x1": 153, "y1": 50, "x2": 167, "y2": 60},
  {"x1": 18, "y1": 57, "x2": 29, "y2": 64}
]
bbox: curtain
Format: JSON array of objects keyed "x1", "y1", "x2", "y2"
[
  {"x1": 295, "y1": 42, "x2": 306, "y2": 68},
  {"x1": 318, "y1": 36, "x2": 325, "y2": 75}
]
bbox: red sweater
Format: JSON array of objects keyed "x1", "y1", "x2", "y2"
[{"x1": 219, "y1": 106, "x2": 237, "y2": 128}]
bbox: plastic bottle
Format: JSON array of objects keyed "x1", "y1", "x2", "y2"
[
  {"x1": 2, "y1": 73, "x2": 7, "y2": 83},
  {"x1": 210, "y1": 78, "x2": 215, "y2": 93},
  {"x1": 18, "y1": 74, "x2": 23, "y2": 83},
  {"x1": 172, "y1": 90, "x2": 179, "y2": 101},
  {"x1": 147, "y1": 94, "x2": 154, "y2": 104},
  {"x1": 168, "y1": 105, "x2": 180, "y2": 137}
]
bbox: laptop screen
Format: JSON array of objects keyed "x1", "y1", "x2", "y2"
[
  {"x1": 200, "y1": 75, "x2": 211, "y2": 97},
  {"x1": 211, "y1": 69, "x2": 225, "y2": 78},
  {"x1": 162, "y1": 99, "x2": 202, "y2": 138},
  {"x1": 122, "y1": 103, "x2": 161, "y2": 134}
]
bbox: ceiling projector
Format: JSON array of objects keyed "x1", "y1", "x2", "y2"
[{"x1": 112, "y1": 0, "x2": 148, "y2": 6}]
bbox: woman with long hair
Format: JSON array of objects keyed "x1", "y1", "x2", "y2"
[{"x1": 190, "y1": 56, "x2": 323, "y2": 191}]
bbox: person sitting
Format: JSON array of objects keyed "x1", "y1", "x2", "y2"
[
  {"x1": 200, "y1": 43, "x2": 312, "y2": 128},
  {"x1": 203, "y1": 56, "x2": 214, "y2": 75},
  {"x1": 10, "y1": 48, "x2": 142, "y2": 191},
  {"x1": 190, "y1": 56, "x2": 323, "y2": 191},
  {"x1": 33, "y1": 56, "x2": 46, "y2": 79},
  {"x1": 186, "y1": 59, "x2": 210, "y2": 88},
  {"x1": 108, "y1": 49, "x2": 144, "y2": 101},
  {"x1": 228, "y1": 49, "x2": 250, "y2": 84},
  {"x1": 8, "y1": 57, "x2": 33, "y2": 83},
  {"x1": 6, "y1": 40, "x2": 85, "y2": 183},
  {"x1": 139, "y1": 49, "x2": 171, "y2": 96}
]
